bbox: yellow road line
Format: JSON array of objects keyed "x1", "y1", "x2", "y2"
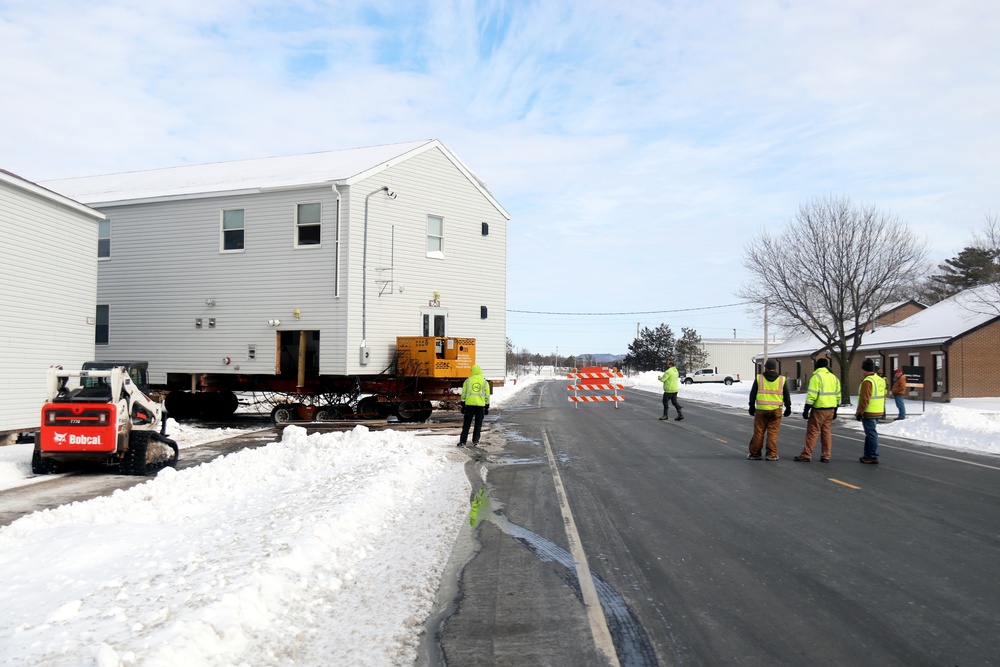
[{"x1": 828, "y1": 478, "x2": 861, "y2": 490}]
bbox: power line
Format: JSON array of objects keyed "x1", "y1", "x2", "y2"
[{"x1": 506, "y1": 302, "x2": 750, "y2": 316}]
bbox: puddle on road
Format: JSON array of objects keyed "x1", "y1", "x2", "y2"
[{"x1": 418, "y1": 450, "x2": 660, "y2": 667}]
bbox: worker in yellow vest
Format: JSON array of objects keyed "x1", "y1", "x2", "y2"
[
  {"x1": 856, "y1": 358, "x2": 887, "y2": 464},
  {"x1": 746, "y1": 359, "x2": 792, "y2": 461},
  {"x1": 794, "y1": 358, "x2": 841, "y2": 463},
  {"x1": 458, "y1": 364, "x2": 491, "y2": 447}
]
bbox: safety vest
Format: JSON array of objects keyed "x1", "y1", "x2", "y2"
[
  {"x1": 461, "y1": 374, "x2": 491, "y2": 406},
  {"x1": 755, "y1": 375, "x2": 785, "y2": 411},
  {"x1": 807, "y1": 367, "x2": 841, "y2": 408},
  {"x1": 861, "y1": 374, "x2": 886, "y2": 415}
]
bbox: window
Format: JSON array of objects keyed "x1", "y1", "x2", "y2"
[
  {"x1": 96, "y1": 305, "x2": 109, "y2": 345},
  {"x1": 427, "y1": 215, "x2": 444, "y2": 256},
  {"x1": 422, "y1": 312, "x2": 447, "y2": 337},
  {"x1": 98, "y1": 219, "x2": 111, "y2": 259},
  {"x1": 889, "y1": 356, "x2": 899, "y2": 375},
  {"x1": 222, "y1": 209, "x2": 245, "y2": 251},
  {"x1": 865, "y1": 356, "x2": 880, "y2": 372},
  {"x1": 932, "y1": 353, "x2": 945, "y2": 394},
  {"x1": 296, "y1": 202, "x2": 322, "y2": 246},
  {"x1": 909, "y1": 354, "x2": 919, "y2": 367}
]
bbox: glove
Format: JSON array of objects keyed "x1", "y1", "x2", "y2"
[
  {"x1": 783, "y1": 406, "x2": 792, "y2": 417},
  {"x1": 802, "y1": 406, "x2": 812, "y2": 420},
  {"x1": 856, "y1": 414, "x2": 863, "y2": 421},
  {"x1": 484, "y1": 405, "x2": 490, "y2": 416},
  {"x1": 833, "y1": 408, "x2": 838, "y2": 420},
  {"x1": 459, "y1": 404, "x2": 465, "y2": 414},
  {"x1": 748, "y1": 406, "x2": 756, "y2": 416}
]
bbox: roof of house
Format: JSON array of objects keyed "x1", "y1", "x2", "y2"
[
  {"x1": 0, "y1": 169, "x2": 105, "y2": 220},
  {"x1": 858, "y1": 287, "x2": 999, "y2": 351},
  {"x1": 40, "y1": 139, "x2": 509, "y2": 218}
]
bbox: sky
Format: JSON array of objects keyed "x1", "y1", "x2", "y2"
[
  {"x1": 3, "y1": 1, "x2": 1000, "y2": 355},
  {"x1": 1, "y1": 375, "x2": 999, "y2": 665}
]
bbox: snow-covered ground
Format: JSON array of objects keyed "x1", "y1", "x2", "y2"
[{"x1": 0, "y1": 372, "x2": 997, "y2": 666}]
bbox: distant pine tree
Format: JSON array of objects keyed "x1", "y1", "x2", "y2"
[{"x1": 622, "y1": 324, "x2": 676, "y2": 371}]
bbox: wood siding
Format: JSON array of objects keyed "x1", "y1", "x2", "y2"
[{"x1": 1, "y1": 180, "x2": 99, "y2": 433}]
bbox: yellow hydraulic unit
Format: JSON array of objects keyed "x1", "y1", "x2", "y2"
[{"x1": 396, "y1": 337, "x2": 475, "y2": 379}]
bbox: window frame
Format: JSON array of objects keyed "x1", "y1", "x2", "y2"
[
  {"x1": 295, "y1": 202, "x2": 322, "y2": 248},
  {"x1": 95, "y1": 304, "x2": 110, "y2": 346},
  {"x1": 220, "y1": 208, "x2": 246, "y2": 253},
  {"x1": 97, "y1": 218, "x2": 111, "y2": 260},
  {"x1": 426, "y1": 214, "x2": 444, "y2": 258}
]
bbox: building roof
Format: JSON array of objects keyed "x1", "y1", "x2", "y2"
[
  {"x1": 858, "y1": 286, "x2": 999, "y2": 351},
  {"x1": 0, "y1": 169, "x2": 105, "y2": 220},
  {"x1": 40, "y1": 140, "x2": 509, "y2": 218}
]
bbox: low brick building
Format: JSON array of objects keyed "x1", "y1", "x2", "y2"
[{"x1": 755, "y1": 292, "x2": 1000, "y2": 401}]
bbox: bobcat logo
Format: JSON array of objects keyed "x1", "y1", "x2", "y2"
[{"x1": 53, "y1": 432, "x2": 68, "y2": 444}]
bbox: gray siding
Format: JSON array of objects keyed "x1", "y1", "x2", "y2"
[
  {"x1": 1, "y1": 180, "x2": 99, "y2": 432},
  {"x1": 93, "y1": 144, "x2": 508, "y2": 384},
  {"x1": 96, "y1": 187, "x2": 346, "y2": 383},
  {"x1": 344, "y1": 146, "x2": 508, "y2": 380}
]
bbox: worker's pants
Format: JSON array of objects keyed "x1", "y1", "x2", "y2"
[
  {"x1": 460, "y1": 406, "x2": 486, "y2": 445},
  {"x1": 748, "y1": 410, "x2": 782, "y2": 458},
  {"x1": 801, "y1": 408, "x2": 835, "y2": 460}
]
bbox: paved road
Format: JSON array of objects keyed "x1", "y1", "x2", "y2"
[{"x1": 438, "y1": 379, "x2": 1000, "y2": 667}]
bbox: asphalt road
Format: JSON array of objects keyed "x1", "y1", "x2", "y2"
[{"x1": 438, "y1": 380, "x2": 1000, "y2": 667}]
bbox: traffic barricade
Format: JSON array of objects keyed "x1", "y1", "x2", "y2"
[{"x1": 567, "y1": 367, "x2": 625, "y2": 409}]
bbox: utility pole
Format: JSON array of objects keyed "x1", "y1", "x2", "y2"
[{"x1": 763, "y1": 297, "x2": 769, "y2": 369}]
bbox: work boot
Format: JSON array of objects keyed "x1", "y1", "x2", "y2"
[
  {"x1": 674, "y1": 412, "x2": 684, "y2": 421},
  {"x1": 659, "y1": 414, "x2": 669, "y2": 420}
]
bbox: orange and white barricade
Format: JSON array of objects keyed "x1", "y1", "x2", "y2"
[{"x1": 567, "y1": 367, "x2": 625, "y2": 409}]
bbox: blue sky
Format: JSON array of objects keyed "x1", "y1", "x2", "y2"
[{"x1": 3, "y1": 0, "x2": 999, "y2": 355}]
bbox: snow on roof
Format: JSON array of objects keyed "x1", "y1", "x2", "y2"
[
  {"x1": 0, "y1": 168, "x2": 105, "y2": 220},
  {"x1": 859, "y1": 286, "x2": 999, "y2": 350},
  {"x1": 40, "y1": 140, "x2": 437, "y2": 206}
]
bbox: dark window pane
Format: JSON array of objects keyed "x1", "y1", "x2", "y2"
[{"x1": 298, "y1": 225, "x2": 321, "y2": 245}]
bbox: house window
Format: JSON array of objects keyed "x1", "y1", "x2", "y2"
[
  {"x1": 932, "y1": 353, "x2": 945, "y2": 394},
  {"x1": 96, "y1": 304, "x2": 109, "y2": 345},
  {"x1": 296, "y1": 202, "x2": 322, "y2": 246},
  {"x1": 221, "y1": 209, "x2": 245, "y2": 251},
  {"x1": 889, "y1": 356, "x2": 899, "y2": 375},
  {"x1": 97, "y1": 219, "x2": 111, "y2": 259},
  {"x1": 422, "y1": 312, "x2": 447, "y2": 337},
  {"x1": 427, "y1": 215, "x2": 444, "y2": 257},
  {"x1": 909, "y1": 354, "x2": 919, "y2": 368}
]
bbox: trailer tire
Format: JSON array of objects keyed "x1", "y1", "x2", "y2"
[
  {"x1": 314, "y1": 405, "x2": 341, "y2": 421},
  {"x1": 396, "y1": 400, "x2": 433, "y2": 423},
  {"x1": 358, "y1": 396, "x2": 391, "y2": 420},
  {"x1": 270, "y1": 404, "x2": 299, "y2": 425}
]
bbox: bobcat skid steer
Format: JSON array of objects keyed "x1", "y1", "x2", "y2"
[{"x1": 33, "y1": 363, "x2": 179, "y2": 476}]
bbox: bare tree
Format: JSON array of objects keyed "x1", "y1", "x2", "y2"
[
  {"x1": 962, "y1": 212, "x2": 1000, "y2": 316},
  {"x1": 739, "y1": 195, "x2": 927, "y2": 402}
]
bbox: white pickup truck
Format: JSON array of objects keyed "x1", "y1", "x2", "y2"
[{"x1": 682, "y1": 367, "x2": 741, "y2": 385}]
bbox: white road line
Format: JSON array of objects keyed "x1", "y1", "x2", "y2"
[{"x1": 541, "y1": 428, "x2": 620, "y2": 667}]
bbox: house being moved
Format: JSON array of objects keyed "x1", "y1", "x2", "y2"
[{"x1": 42, "y1": 140, "x2": 509, "y2": 421}]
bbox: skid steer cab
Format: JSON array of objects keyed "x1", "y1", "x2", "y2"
[{"x1": 34, "y1": 362, "x2": 179, "y2": 476}]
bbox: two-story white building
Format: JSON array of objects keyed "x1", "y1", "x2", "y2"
[
  {"x1": 43, "y1": 140, "x2": 509, "y2": 420},
  {"x1": 1, "y1": 170, "x2": 106, "y2": 439}
]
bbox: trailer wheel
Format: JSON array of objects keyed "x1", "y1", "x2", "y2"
[
  {"x1": 358, "y1": 396, "x2": 390, "y2": 420},
  {"x1": 270, "y1": 404, "x2": 298, "y2": 425},
  {"x1": 314, "y1": 405, "x2": 341, "y2": 421},
  {"x1": 396, "y1": 400, "x2": 433, "y2": 423}
]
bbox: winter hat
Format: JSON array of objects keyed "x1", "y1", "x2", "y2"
[
  {"x1": 764, "y1": 359, "x2": 776, "y2": 370},
  {"x1": 862, "y1": 359, "x2": 876, "y2": 372},
  {"x1": 894, "y1": 368, "x2": 904, "y2": 375},
  {"x1": 814, "y1": 358, "x2": 829, "y2": 369}
]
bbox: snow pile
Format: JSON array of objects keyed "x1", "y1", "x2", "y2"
[
  {"x1": 628, "y1": 371, "x2": 1000, "y2": 456},
  {"x1": 0, "y1": 425, "x2": 469, "y2": 667}
]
